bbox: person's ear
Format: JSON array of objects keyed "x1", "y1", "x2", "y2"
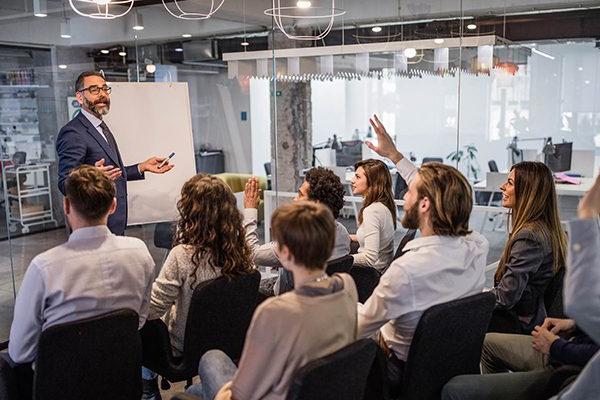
[
  {"x1": 75, "y1": 90, "x2": 84, "y2": 106},
  {"x1": 277, "y1": 244, "x2": 293, "y2": 263},
  {"x1": 63, "y1": 197, "x2": 70, "y2": 215},
  {"x1": 108, "y1": 197, "x2": 117, "y2": 216},
  {"x1": 419, "y1": 197, "x2": 431, "y2": 214}
]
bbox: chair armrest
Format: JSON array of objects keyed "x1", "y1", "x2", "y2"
[
  {"x1": 0, "y1": 341, "x2": 8, "y2": 351},
  {"x1": 171, "y1": 393, "x2": 201, "y2": 400},
  {"x1": 140, "y1": 319, "x2": 178, "y2": 375}
]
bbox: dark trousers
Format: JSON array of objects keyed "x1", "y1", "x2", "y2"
[{"x1": 0, "y1": 353, "x2": 33, "y2": 400}]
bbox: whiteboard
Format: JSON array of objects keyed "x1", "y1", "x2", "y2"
[{"x1": 104, "y1": 82, "x2": 196, "y2": 226}]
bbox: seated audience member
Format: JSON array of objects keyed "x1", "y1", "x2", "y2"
[
  {"x1": 186, "y1": 201, "x2": 358, "y2": 400},
  {"x1": 243, "y1": 167, "x2": 351, "y2": 293},
  {"x1": 441, "y1": 317, "x2": 598, "y2": 400},
  {"x1": 357, "y1": 115, "x2": 488, "y2": 388},
  {"x1": 489, "y1": 161, "x2": 567, "y2": 334},
  {"x1": 4, "y1": 165, "x2": 155, "y2": 382},
  {"x1": 547, "y1": 173, "x2": 600, "y2": 399},
  {"x1": 142, "y1": 174, "x2": 254, "y2": 400},
  {"x1": 350, "y1": 158, "x2": 396, "y2": 272}
]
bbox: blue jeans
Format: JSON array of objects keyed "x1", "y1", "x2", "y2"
[{"x1": 186, "y1": 350, "x2": 237, "y2": 400}]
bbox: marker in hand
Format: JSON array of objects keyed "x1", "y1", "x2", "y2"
[{"x1": 158, "y1": 152, "x2": 175, "y2": 169}]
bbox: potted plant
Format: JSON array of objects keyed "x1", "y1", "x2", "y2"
[{"x1": 447, "y1": 144, "x2": 481, "y2": 182}]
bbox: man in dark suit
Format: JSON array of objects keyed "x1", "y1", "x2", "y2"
[{"x1": 56, "y1": 71, "x2": 173, "y2": 235}]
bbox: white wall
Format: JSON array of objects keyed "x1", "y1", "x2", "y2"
[{"x1": 250, "y1": 78, "x2": 271, "y2": 177}]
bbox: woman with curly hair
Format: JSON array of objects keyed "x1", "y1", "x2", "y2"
[{"x1": 142, "y1": 174, "x2": 253, "y2": 400}]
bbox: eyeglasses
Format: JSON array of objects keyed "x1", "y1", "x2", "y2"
[{"x1": 78, "y1": 85, "x2": 112, "y2": 95}]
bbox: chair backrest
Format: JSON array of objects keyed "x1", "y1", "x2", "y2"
[
  {"x1": 400, "y1": 292, "x2": 496, "y2": 400},
  {"x1": 488, "y1": 160, "x2": 499, "y2": 172},
  {"x1": 154, "y1": 221, "x2": 175, "y2": 250},
  {"x1": 286, "y1": 339, "x2": 378, "y2": 400},
  {"x1": 349, "y1": 266, "x2": 381, "y2": 303},
  {"x1": 393, "y1": 229, "x2": 417, "y2": 261},
  {"x1": 33, "y1": 309, "x2": 142, "y2": 400},
  {"x1": 544, "y1": 267, "x2": 566, "y2": 319},
  {"x1": 422, "y1": 157, "x2": 443, "y2": 164},
  {"x1": 394, "y1": 172, "x2": 408, "y2": 200},
  {"x1": 264, "y1": 162, "x2": 272, "y2": 176},
  {"x1": 326, "y1": 255, "x2": 354, "y2": 275},
  {"x1": 183, "y1": 270, "x2": 260, "y2": 367},
  {"x1": 12, "y1": 151, "x2": 26, "y2": 165}
]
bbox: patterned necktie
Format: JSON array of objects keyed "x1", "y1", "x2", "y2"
[{"x1": 98, "y1": 121, "x2": 120, "y2": 156}]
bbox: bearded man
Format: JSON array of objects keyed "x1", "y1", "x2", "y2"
[{"x1": 56, "y1": 71, "x2": 173, "y2": 235}]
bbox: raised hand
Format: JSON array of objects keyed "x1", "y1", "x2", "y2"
[
  {"x1": 94, "y1": 158, "x2": 122, "y2": 181},
  {"x1": 140, "y1": 156, "x2": 174, "y2": 174},
  {"x1": 578, "y1": 172, "x2": 600, "y2": 219},
  {"x1": 244, "y1": 177, "x2": 261, "y2": 209},
  {"x1": 366, "y1": 114, "x2": 404, "y2": 164}
]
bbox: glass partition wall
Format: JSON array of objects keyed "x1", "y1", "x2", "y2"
[{"x1": 1, "y1": 0, "x2": 599, "y2": 343}]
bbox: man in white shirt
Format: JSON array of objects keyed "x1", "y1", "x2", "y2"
[
  {"x1": 357, "y1": 115, "x2": 489, "y2": 388},
  {"x1": 5, "y1": 165, "x2": 155, "y2": 370}
]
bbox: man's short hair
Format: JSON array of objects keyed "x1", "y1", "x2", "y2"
[
  {"x1": 417, "y1": 163, "x2": 472, "y2": 236},
  {"x1": 65, "y1": 165, "x2": 115, "y2": 221},
  {"x1": 75, "y1": 71, "x2": 105, "y2": 92},
  {"x1": 271, "y1": 201, "x2": 335, "y2": 270},
  {"x1": 304, "y1": 167, "x2": 345, "y2": 219}
]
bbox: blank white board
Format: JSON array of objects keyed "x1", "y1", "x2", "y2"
[{"x1": 104, "y1": 82, "x2": 196, "y2": 226}]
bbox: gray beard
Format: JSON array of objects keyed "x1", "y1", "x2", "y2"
[{"x1": 84, "y1": 97, "x2": 110, "y2": 118}]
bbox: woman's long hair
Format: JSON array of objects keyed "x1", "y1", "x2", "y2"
[
  {"x1": 175, "y1": 174, "x2": 253, "y2": 288},
  {"x1": 495, "y1": 162, "x2": 567, "y2": 282},
  {"x1": 355, "y1": 159, "x2": 397, "y2": 229}
]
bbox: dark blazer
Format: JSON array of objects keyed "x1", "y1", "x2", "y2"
[
  {"x1": 493, "y1": 227, "x2": 557, "y2": 333},
  {"x1": 56, "y1": 112, "x2": 144, "y2": 235}
]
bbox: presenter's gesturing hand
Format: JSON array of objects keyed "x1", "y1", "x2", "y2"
[
  {"x1": 578, "y1": 171, "x2": 600, "y2": 219},
  {"x1": 367, "y1": 114, "x2": 404, "y2": 164},
  {"x1": 244, "y1": 177, "x2": 261, "y2": 209},
  {"x1": 139, "y1": 156, "x2": 174, "y2": 174},
  {"x1": 94, "y1": 158, "x2": 122, "y2": 181}
]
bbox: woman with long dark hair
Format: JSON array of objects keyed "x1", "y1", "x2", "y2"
[
  {"x1": 142, "y1": 174, "x2": 253, "y2": 399},
  {"x1": 350, "y1": 159, "x2": 397, "y2": 271},
  {"x1": 490, "y1": 161, "x2": 567, "y2": 333}
]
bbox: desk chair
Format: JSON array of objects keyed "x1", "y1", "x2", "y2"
[{"x1": 422, "y1": 157, "x2": 443, "y2": 164}]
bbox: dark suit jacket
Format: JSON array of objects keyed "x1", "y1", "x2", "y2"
[{"x1": 56, "y1": 112, "x2": 144, "y2": 235}]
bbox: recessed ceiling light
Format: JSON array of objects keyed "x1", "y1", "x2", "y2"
[
  {"x1": 100, "y1": 49, "x2": 110, "y2": 54},
  {"x1": 119, "y1": 51, "x2": 127, "y2": 56},
  {"x1": 585, "y1": 80, "x2": 590, "y2": 84},
  {"x1": 33, "y1": 0, "x2": 47, "y2": 17},
  {"x1": 61, "y1": 33, "x2": 72, "y2": 39},
  {"x1": 578, "y1": 67, "x2": 583, "y2": 71},
  {"x1": 58, "y1": 64, "x2": 68, "y2": 69},
  {"x1": 146, "y1": 64, "x2": 156, "y2": 74},
  {"x1": 182, "y1": 33, "x2": 192, "y2": 38},
  {"x1": 34, "y1": 12, "x2": 47, "y2": 17},
  {"x1": 371, "y1": 26, "x2": 382, "y2": 33},
  {"x1": 241, "y1": 41, "x2": 250, "y2": 46},
  {"x1": 404, "y1": 48, "x2": 417, "y2": 58},
  {"x1": 467, "y1": 23, "x2": 477, "y2": 30},
  {"x1": 434, "y1": 38, "x2": 444, "y2": 44},
  {"x1": 132, "y1": 12, "x2": 144, "y2": 31},
  {"x1": 174, "y1": 48, "x2": 183, "y2": 52},
  {"x1": 297, "y1": 1, "x2": 312, "y2": 8}
]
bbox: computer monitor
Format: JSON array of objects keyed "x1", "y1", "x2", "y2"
[{"x1": 544, "y1": 142, "x2": 572, "y2": 172}]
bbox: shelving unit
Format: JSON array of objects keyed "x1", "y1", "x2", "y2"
[{"x1": 2, "y1": 163, "x2": 58, "y2": 234}]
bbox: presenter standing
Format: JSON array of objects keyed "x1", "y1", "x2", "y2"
[{"x1": 56, "y1": 71, "x2": 173, "y2": 235}]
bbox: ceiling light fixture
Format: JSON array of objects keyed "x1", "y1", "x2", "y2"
[
  {"x1": 578, "y1": 66, "x2": 583, "y2": 71},
  {"x1": 119, "y1": 51, "x2": 127, "y2": 57},
  {"x1": 241, "y1": 41, "x2": 250, "y2": 46},
  {"x1": 33, "y1": 0, "x2": 48, "y2": 17},
  {"x1": 58, "y1": 64, "x2": 68, "y2": 69},
  {"x1": 174, "y1": 47, "x2": 184, "y2": 52},
  {"x1": 297, "y1": 1, "x2": 312, "y2": 8},
  {"x1": 434, "y1": 38, "x2": 444, "y2": 44},
  {"x1": 100, "y1": 49, "x2": 110, "y2": 54},
  {"x1": 60, "y1": 20, "x2": 72, "y2": 38},
  {"x1": 146, "y1": 63, "x2": 157, "y2": 74},
  {"x1": 404, "y1": 48, "x2": 417, "y2": 58},
  {"x1": 467, "y1": 23, "x2": 477, "y2": 30},
  {"x1": 182, "y1": 33, "x2": 192, "y2": 38},
  {"x1": 163, "y1": 0, "x2": 225, "y2": 20},
  {"x1": 69, "y1": 0, "x2": 134, "y2": 19},
  {"x1": 371, "y1": 26, "x2": 382, "y2": 33},
  {"x1": 132, "y1": 11, "x2": 144, "y2": 30}
]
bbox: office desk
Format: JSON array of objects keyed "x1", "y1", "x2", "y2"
[{"x1": 474, "y1": 178, "x2": 594, "y2": 197}]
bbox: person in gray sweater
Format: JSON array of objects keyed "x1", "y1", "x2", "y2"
[
  {"x1": 489, "y1": 161, "x2": 568, "y2": 334},
  {"x1": 142, "y1": 174, "x2": 254, "y2": 400}
]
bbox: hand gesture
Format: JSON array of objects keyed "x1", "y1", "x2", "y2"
[
  {"x1": 541, "y1": 318, "x2": 576, "y2": 336},
  {"x1": 244, "y1": 177, "x2": 261, "y2": 209},
  {"x1": 140, "y1": 156, "x2": 174, "y2": 174},
  {"x1": 366, "y1": 114, "x2": 404, "y2": 164},
  {"x1": 94, "y1": 158, "x2": 122, "y2": 181},
  {"x1": 578, "y1": 172, "x2": 600, "y2": 219},
  {"x1": 531, "y1": 325, "x2": 560, "y2": 355}
]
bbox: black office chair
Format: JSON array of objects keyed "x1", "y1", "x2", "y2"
[
  {"x1": 488, "y1": 160, "x2": 499, "y2": 172},
  {"x1": 392, "y1": 229, "x2": 417, "y2": 261},
  {"x1": 326, "y1": 254, "x2": 354, "y2": 275},
  {"x1": 31, "y1": 309, "x2": 141, "y2": 400},
  {"x1": 264, "y1": 162, "x2": 272, "y2": 190},
  {"x1": 286, "y1": 339, "x2": 378, "y2": 400},
  {"x1": 349, "y1": 266, "x2": 381, "y2": 303},
  {"x1": 393, "y1": 173, "x2": 408, "y2": 200},
  {"x1": 544, "y1": 267, "x2": 566, "y2": 319},
  {"x1": 422, "y1": 157, "x2": 443, "y2": 164},
  {"x1": 141, "y1": 270, "x2": 260, "y2": 387},
  {"x1": 395, "y1": 292, "x2": 496, "y2": 400},
  {"x1": 154, "y1": 221, "x2": 175, "y2": 250}
]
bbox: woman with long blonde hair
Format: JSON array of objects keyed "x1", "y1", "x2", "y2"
[
  {"x1": 490, "y1": 161, "x2": 567, "y2": 333},
  {"x1": 142, "y1": 174, "x2": 253, "y2": 399},
  {"x1": 350, "y1": 158, "x2": 397, "y2": 271}
]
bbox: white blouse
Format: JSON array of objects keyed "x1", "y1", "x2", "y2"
[{"x1": 352, "y1": 201, "x2": 395, "y2": 271}]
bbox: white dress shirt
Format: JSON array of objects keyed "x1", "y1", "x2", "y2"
[
  {"x1": 81, "y1": 108, "x2": 109, "y2": 143},
  {"x1": 8, "y1": 225, "x2": 155, "y2": 364},
  {"x1": 352, "y1": 201, "x2": 395, "y2": 271},
  {"x1": 356, "y1": 157, "x2": 489, "y2": 361}
]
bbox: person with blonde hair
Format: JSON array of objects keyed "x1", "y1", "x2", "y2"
[
  {"x1": 350, "y1": 158, "x2": 397, "y2": 271},
  {"x1": 488, "y1": 161, "x2": 568, "y2": 333},
  {"x1": 357, "y1": 115, "x2": 488, "y2": 391},
  {"x1": 142, "y1": 173, "x2": 254, "y2": 400}
]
